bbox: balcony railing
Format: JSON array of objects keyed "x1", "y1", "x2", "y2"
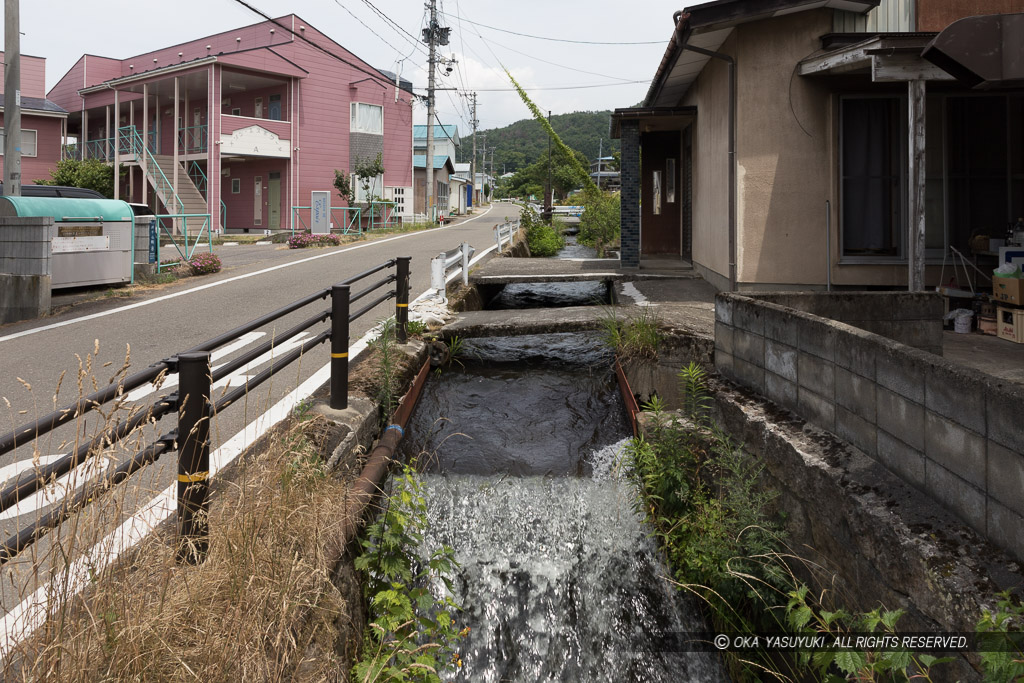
[{"x1": 178, "y1": 125, "x2": 208, "y2": 155}]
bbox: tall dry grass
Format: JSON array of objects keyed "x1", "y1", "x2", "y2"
[
  {"x1": 0, "y1": 340, "x2": 366, "y2": 681},
  {"x1": 7, "y1": 413, "x2": 363, "y2": 682}
]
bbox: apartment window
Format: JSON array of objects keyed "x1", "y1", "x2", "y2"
[
  {"x1": 840, "y1": 97, "x2": 902, "y2": 257},
  {"x1": 350, "y1": 102, "x2": 383, "y2": 135},
  {"x1": 231, "y1": 178, "x2": 241, "y2": 194},
  {"x1": 353, "y1": 173, "x2": 384, "y2": 203},
  {"x1": 231, "y1": 107, "x2": 241, "y2": 116},
  {"x1": 0, "y1": 128, "x2": 38, "y2": 157}
]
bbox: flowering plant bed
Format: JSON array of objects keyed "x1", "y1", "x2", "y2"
[
  {"x1": 288, "y1": 232, "x2": 342, "y2": 249},
  {"x1": 159, "y1": 252, "x2": 223, "y2": 276}
]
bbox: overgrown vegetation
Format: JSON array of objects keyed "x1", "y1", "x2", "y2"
[
  {"x1": 507, "y1": 73, "x2": 619, "y2": 255},
  {"x1": 520, "y1": 205, "x2": 563, "y2": 257},
  {"x1": 37, "y1": 158, "x2": 127, "y2": 198},
  {"x1": 352, "y1": 465, "x2": 464, "y2": 682},
  {"x1": 599, "y1": 305, "x2": 661, "y2": 360},
  {"x1": 627, "y1": 362, "x2": 1024, "y2": 681},
  {"x1": 10, "y1": 407, "x2": 358, "y2": 681}
]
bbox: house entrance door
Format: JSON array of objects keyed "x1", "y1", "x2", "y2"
[
  {"x1": 268, "y1": 172, "x2": 281, "y2": 229},
  {"x1": 640, "y1": 131, "x2": 682, "y2": 256}
]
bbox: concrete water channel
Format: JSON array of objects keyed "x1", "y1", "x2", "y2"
[
  {"x1": 399, "y1": 229, "x2": 1024, "y2": 681},
  {"x1": 391, "y1": 236, "x2": 727, "y2": 681}
]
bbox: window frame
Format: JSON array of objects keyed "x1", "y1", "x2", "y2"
[
  {"x1": 231, "y1": 178, "x2": 241, "y2": 194},
  {"x1": 838, "y1": 94, "x2": 907, "y2": 264},
  {"x1": 350, "y1": 102, "x2": 384, "y2": 135},
  {"x1": 0, "y1": 128, "x2": 39, "y2": 157}
]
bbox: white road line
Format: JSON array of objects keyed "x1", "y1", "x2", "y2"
[
  {"x1": 0, "y1": 205, "x2": 495, "y2": 345},
  {"x1": 124, "y1": 332, "x2": 266, "y2": 402},
  {"x1": 0, "y1": 226, "x2": 500, "y2": 659}
]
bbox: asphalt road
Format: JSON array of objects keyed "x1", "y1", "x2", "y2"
[{"x1": 0, "y1": 203, "x2": 520, "y2": 620}]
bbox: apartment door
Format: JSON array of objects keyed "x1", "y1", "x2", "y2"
[
  {"x1": 268, "y1": 94, "x2": 282, "y2": 121},
  {"x1": 640, "y1": 131, "x2": 682, "y2": 256},
  {"x1": 268, "y1": 172, "x2": 281, "y2": 229},
  {"x1": 254, "y1": 176, "x2": 263, "y2": 226},
  {"x1": 255, "y1": 97, "x2": 264, "y2": 119}
]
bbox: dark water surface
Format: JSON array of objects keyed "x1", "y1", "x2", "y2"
[{"x1": 401, "y1": 333, "x2": 726, "y2": 682}]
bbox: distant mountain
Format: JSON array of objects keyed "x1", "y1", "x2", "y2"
[{"x1": 466, "y1": 111, "x2": 619, "y2": 175}]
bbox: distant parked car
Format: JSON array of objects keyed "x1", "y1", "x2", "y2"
[{"x1": 0, "y1": 182, "x2": 105, "y2": 199}]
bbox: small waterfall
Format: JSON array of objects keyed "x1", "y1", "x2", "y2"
[{"x1": 404, "y1": 334, "x2": 726, "y2": 681}]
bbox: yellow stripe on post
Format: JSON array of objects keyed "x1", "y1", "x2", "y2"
[
  {"x1": 178, "y1": 471, "x2": 208, "y2": 483},
  {"x1": 396, "y1": 303, "x2": 409, "y2": 308},
  {"x1": 331, "y1": 352, "x2": 349, "y2": 358}
]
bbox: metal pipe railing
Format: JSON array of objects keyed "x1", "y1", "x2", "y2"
[{"x1": 0, "y1": 256, "x2": 412, "y2": 565}]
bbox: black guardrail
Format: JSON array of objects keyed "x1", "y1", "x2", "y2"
[{"x1": 0, "y1": 256, "x2": 411, "y2": 564}]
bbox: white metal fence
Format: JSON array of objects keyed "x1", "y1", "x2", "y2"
[
  {"x1": 431, "y1": 242, "x2": 475, "y2": 303},
  {"x1": 495, "y1": 219, "x2": 521, "y2": 253}
]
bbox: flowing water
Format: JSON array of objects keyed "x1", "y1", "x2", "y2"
[
  {"x1": 486, "y1": 282, "x2": 609, "y2": 310},
  {"x1": 401, "y1": 334, "x2": 725, "y2": 682}
]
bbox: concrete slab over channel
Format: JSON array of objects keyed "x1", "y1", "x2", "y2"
[{"x1": 470, "y1": 257, "x2": 701, "y2": 284}]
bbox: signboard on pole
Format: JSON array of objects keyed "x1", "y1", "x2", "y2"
[
  {"x1": 311, "y1": 191, "x2": 330, "y2": 234},
  {"x1": 148, "y1": 220, "x2": 158, "y2": 263}
]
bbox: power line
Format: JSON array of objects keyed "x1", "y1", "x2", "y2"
[
  {"x1": 331, "y1": 0, "x2": 407, "y2": 59},
  {"x1": 441, "y1": 14, "x2": 665, "y2": 45},
  {"x1": 415, "y1": 79, "x2": 649, "y2": 92},
  {"x1": 228, "y1": 0, "x2": 399, "y2": 91},
  {"x1": 474, "y1": 29, "x2": 638, "y2": 82},
  {"x1": 357, "y1": 0, "x2": 428, "y2": 57}
]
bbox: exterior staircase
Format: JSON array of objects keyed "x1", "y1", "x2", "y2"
[
  {"x1": 118, "y1": 126, "x2": 210, "y2": 236},
  {"x1": 147, "y1": 154, "x2": 209, "y2": 234}
]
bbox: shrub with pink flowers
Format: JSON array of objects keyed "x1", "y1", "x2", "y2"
[
  {"x1": 188, "y1": 252, "x2": 222, "y2": 275},
  {"x1": 288, "y1": 232, "x2": 342, "y2": 249},
  {"x1": 159, "y1": 252, "x2": 222, "y2": 277}
]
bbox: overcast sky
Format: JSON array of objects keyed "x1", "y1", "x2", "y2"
[{"x1": 12, "y1": 0, "x2": 682, "y2": 131}]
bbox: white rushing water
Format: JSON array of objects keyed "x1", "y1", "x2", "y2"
[{"x1": 419, "y1": 438, "x2": 726, "y2": 682}]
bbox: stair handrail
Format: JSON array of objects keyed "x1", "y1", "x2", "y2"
[
  {"x1": 186, "y1": 161, "x2": 208, "y2": 196},
  {"x1": 120, "y1": 126, "x2": 184, "y2": 215}
]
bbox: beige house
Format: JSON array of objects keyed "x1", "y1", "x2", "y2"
[{"x1": 614, "y1": 0, "x2": 1024, "y2": 291}]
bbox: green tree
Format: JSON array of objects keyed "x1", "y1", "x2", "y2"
[
  {"x1": 37, "y1": 158, "x2": 127, "y2": 198},
  {"x1": 333, "y1": 153, "x2": 386, "y2": 208}
]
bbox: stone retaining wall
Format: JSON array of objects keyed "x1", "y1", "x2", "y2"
[{"x1": 715, "y1": 292, "x2": 1024, "y2": 563}]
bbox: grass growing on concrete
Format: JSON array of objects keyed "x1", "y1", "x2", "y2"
[{"x1": 599, "y1": 305, "x2": 661, "y2": 360}]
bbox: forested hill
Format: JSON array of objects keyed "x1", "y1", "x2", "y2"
[{"x1": 475, "y1": 111, "x2": 619, "y2": 174}]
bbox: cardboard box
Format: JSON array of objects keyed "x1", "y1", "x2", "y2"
[
  {"x1": 993, "y1": 276, "x2": 1024, "y2": 305},
  {"x1": 997, "y1": 305, "x2": 1024, "y2": 344}
]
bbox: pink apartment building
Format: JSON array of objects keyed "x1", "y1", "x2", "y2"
[
  {"x1": 47, "y1": 15, "x2": 415, "y2": 232},
  {"x1": 0, "y1": 53, "x2": 67, "y2": 186}
]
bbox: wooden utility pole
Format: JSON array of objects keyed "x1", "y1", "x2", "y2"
[
  {"x1": 908, "y1": 79, "x2": 927, "y2": 291},
  {"x1": 4, "y1": 0, "x2": 22, "y2": 196}
]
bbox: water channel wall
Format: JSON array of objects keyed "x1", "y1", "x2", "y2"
[
  {"x1": 714, "y1": 291, "x2": 1024, "y2": 565},
  {"x1": 0, "y1": 216, "x2": 54, "y2": 324}
]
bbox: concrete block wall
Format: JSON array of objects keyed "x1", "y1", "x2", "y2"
[
  {"x1": 749, "y1": 292, "x2": 945, "y2": 355},
  {"x1": 715, "y1": 292, "x2": 1024, "y2": 563},
  {"x1": 0, "y1": 217, "x2": 55, "y2": 323}
]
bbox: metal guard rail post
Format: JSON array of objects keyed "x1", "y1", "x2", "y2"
[
  {"x1": 0, "y1": 256, "x2": 411, "y2": 565},
  {"x1": 430, "y1": 242, "x2": 474, "y2": 303}
]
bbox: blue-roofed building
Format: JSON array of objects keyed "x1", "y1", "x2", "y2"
[
  {"x1": 413, "y1": 124, "x2": 460, "y2": 162},
  {"x1": 412, "y1": 154, "x2": 455, "y2": 216}
]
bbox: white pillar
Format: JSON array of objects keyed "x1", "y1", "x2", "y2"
[
  {"x1": 104, "y1": 105, "x2": 110, "y2": 161},
  {"x1": 113, "y1": 89, "x2": 120, "y2": 200},
  {"x1": 141, "y1": 84, "x2": 149, "y2": 205}
]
